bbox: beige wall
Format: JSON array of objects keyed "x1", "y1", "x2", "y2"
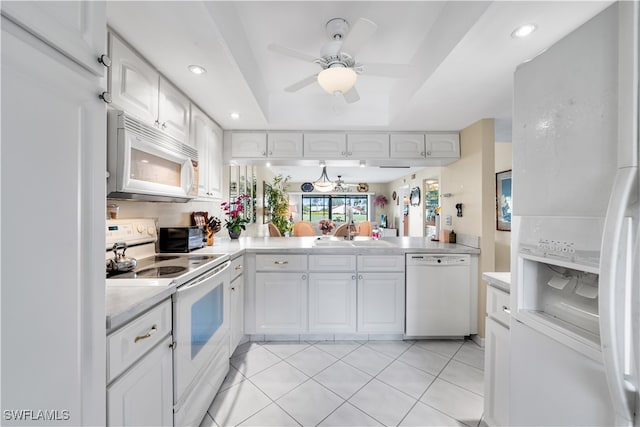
[
  {"x1": 113, "y1": 199, "x2": 224, "y2": 227},
  {"x1": 494, "y1": 142, "x2": 512, "y2": 272}
]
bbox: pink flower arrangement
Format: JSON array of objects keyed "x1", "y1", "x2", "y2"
[
  {"x1": 373, "y1": 194, "x2": 389, "y2": 208},
  {"x1": 221, "y1": 194, "x2": 251, "y2": 232},
  {"x1": 318, "y1": 219, "x2": 336, "y2": 234}
]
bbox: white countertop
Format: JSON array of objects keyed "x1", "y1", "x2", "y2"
[{"x1": 482, "y1": 272, "x2": 511, "y2": 293}]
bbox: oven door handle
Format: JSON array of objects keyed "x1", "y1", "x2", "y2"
[{"x1": 178, "y1": 261, "x2": 230, "y2": 293}]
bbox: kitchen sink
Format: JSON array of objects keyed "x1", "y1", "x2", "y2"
[
  {"x1": 312, "y1": 239, "x2": 354, "y2": 247},
  {"x1": 351, "y1": 240, "x2": 396, "y2": 247}
]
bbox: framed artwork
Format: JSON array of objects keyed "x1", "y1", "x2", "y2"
[
  {"x1": 496, "y1": 170, "x2": 512, "y2": 231},
  {"x1": 263, "y1": 181, "x2": 272, "y2": 224}
]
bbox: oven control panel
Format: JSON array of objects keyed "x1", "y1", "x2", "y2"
[{"x1": 106, "y1": 218, "x2": 157, "y2": 248}]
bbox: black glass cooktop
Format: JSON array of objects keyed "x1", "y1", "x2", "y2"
[{"x1": 107, "y1": 253, "x2": 225, "y2": 279}]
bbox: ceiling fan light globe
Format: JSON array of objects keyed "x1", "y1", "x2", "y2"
[{"x1": 317, "y1": 67, "x2": 357, "y2": 95}]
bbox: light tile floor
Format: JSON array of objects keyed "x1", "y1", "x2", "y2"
[{"x1": 201, "y1": 340, "x2": 485, "y2": 427}]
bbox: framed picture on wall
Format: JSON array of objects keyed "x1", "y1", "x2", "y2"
[
  {"x1": 263, "y1": 181, "x2": 272, "y2": 224},
  {"x1": 496, "y1": 169, "x2": 512, "y2": 231}
]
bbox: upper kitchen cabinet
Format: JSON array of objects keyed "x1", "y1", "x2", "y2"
[
  {"x1": 158, "y1": 77, "x2": 190, "y2": 144},
  {"x1": 109, "y1": 33, "x2": 159, "y2": 125},
  {"x1": 267, "y1": 132, "x2": 303, "y2": 158},
  {"x1": 191, "y1": 104, "x2": 223, "y2": 199},
  {"x1": 390, "y1": 133, "x2": 426, "y2": 159},
  {"x1": 303, "y1": 133, "x2": 347, "y2": 159},
  {"x1": 425, "y1": 133, "x2": 460, "y2": 159},
  {"x1": 1, "y1": 1, "x2": 107, "y2": 76},
  {"x1": 231, "y1": 132, "x2": 267, "y2": 158},
  {"x1": 347, "y1": 134, "x2": 389, "y2": 159}
]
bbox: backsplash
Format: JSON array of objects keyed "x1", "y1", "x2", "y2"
[{"x1": 110, "y1": 200, "x2": 224, "y2": 227}]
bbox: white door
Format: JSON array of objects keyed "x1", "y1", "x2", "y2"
[
  {"x1": 303, "y1": 133, "x2": 347, "y2": 159},
  {"x1": 425, "y1": 133, "x2": 460, "y2": 158},
  {"x1": 109, "y1": 33, "x2": 159, "y2": 124},
  {"x1": 484, "y1": 317, "x2": 510, "y2": 427},
  {"x1": 231, "y1": 132, "x2": 267, "y2": 158},
  {"x1": 2, "y1": 17, "x2": 106, "y2": 425},
  {"x1": 107, "y1": 337, "x2": 173, "y2": 427},
  {"x1": 267, "y1": 132, "x2": 303, "y2": 158},
  {"x1": 158, "y1": 77, "x2": 190, "y2": 144},
  {"x1": 255, "y1": 273, "x2": 307, "y2": 333},
  {"x1": 308, "y1": 273, "x2": 357, "y2": 333},
  {"x1": 390, "y1": 134, "x2": 426, "y2": 159},
  {"x1": 1, "y1": 1, "x2": 107, "y2": 76},
  {"x1": 357, "y1": 273, "x2": 405, "y2": 332},
  {"x1": 348, "y1": 134, "x2": 390, "y2": 159}
]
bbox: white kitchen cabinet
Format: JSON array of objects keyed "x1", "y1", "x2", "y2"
[
  {"x1": 2, "y1": 16, "x2": 106, "y2": 424},
  {"x1": 158, "y1": 77, "x2": 190, "y2": 144},
  {"x1": 191, "y1": 103, "x2": 223, "y2": 199},
  {"x1": 390, "y1": 133, "x2": 426, "y2": 159},
  {"x1": 425, "y1": 133, "x2": 460, "y2": 159},
  {"x1": 107, "y1": 336, "x2": 173, "y2": 427},
  {"x1": 231, "y1": 132, "x2": 268, "y2": 158},
  {"x1": 109, "y1": 33, "x2": 159, "y2": 125},
  {"x1": 308, "y1": 273, "x2": 357, "y2": 333},
  {"x1": 230, "y1": 256, "x2": 245, "y2": 354},
  {"x1": 357, "y1": 272, "x2": 405, "y2": 332},
  {"x1": 303, "y1": 133, "x2": 347, "y2": 159},
  {"x1": 267, "y1": 132, "x2": 303, "y2": 158},
  {"x1": 255, "y1": 272, "x2": 308, "y2": 333},
  {"x1": 1, "y1": 1, "x2": 107, "y2": 76},
  {"x1": 357, "y1": 255, "x2": 404, "y2": 272},
  {"x1": 347, "y1": 134, "x2": 390, "y2": 159},
  {"x1": 483, "y1": 273, "x2": 511, "y2": 427}
]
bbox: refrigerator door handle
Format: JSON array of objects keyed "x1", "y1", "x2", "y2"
[{"x1": 599, "y1": 166, "x2": 638, "y2": 426}]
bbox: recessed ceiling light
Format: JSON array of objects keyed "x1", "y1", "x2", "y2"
[
  {"x1": 360, "y1": 160, "x2": 366, "y2": 168},
  {"x1": 229, "y1": 112, "x2": 240, "y2": 119},
  {"x1": 511, "y1": 24, "x2": 537, "y2": 39},
  {"x1": 188, "y1": 65, "x2": 206, "y2": 75}
]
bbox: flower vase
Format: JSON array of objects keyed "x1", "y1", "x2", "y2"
[{"x1": 228, "y1": 229, "x2": 241, "y2": 239}]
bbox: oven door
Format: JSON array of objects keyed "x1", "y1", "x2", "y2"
[{"x1": 173, "y1": 261, "x2": 230, "y2": 403}]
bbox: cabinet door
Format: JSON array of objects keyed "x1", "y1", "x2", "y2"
[
  {"x1": 357, "y1": 273, "x2": 405, "y2": 332},
  {"x1": 267, "y1": 132, "x2": 303, "y2": 158},
  {"x1": 255, "y1": 273, "x2": 307, "y2": 333},
  {"x1": 158, "y1": 77, "x2": 190, "y2": 144},
  {"x1": 109, "y1": 33, "x2": 159, "y2": 124},
  {"x1": 190, "y1": 104, "x2": 210, "y2": 197},
  {"x1": 390, "y1": 134, "x2": 426, "y2": 159},
  {"x1": 1, "y1": 1, "x2": 107, "y2": 76},
  {"x1": 309, "y1": 273, "x2": 356, "y2": 333},
  {"x1": 347, "y1": 134, "x2": 389, "y2": 159},
  {"x1": 484, "y1": 317, "x2": 510, "y2": 427},
  {"x1": 303, "y1": 133, "x2": 347, "y2": 159},
  {"x1": 207, "y1": 122, "x2": 224, "y2": 199},
  {"x1": 231, "y1": 132, "x2": 267, "y2": 157},
  {"x1": 107, "y1": 336, "x2": 173, "y2": 427},
  {"x1": 2, "y1": 20, "x2": 106, "y2": 425},
  {"x1": 426, "y1": 133, "x2": 460, "y2": 158},
  {"x1": 230, "y1": 274, "x2": 244, "y2": 354}
]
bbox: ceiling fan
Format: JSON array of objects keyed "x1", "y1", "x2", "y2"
[
  {"x1": 268, "y1": 17, "x2": 410, "y2": 103},
  {"x1": 334, "y1": 175, "x2": 358, "y2": 192}
]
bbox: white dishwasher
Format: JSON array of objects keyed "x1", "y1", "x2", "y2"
[{"x1": 405, "y1": 254, "x2": 472, "y2": 337}]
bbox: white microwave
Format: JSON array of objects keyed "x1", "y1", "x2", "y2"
[{"x1": 107, "y1": 110, "x2": 199, "y2": 202}]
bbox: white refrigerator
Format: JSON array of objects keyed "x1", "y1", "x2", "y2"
[{"x1": 510, "y1": 2, "x2": 639, "y2": 426}]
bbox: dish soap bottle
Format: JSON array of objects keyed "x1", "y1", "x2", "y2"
[{"x1": 449, "y1": 229, "x2": 456, "y2": 243}]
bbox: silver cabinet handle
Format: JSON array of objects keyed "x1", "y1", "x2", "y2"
[
  {"x1": 273, "y1": 260, "x2": 289, "y2": 265},
  {"x1": 268, "y1": 151, "x2": 273, "y2": 156},
  {"x1": 420, "y1": 151, "x2": 425, "y2": 156},
  {"x1": 341, "y1": 151, "x2": 346, "y2": 156},
  {"x1": 301, "y1": 274, "x2": 307, "y2": 280},
  {"x1": 169, "y1": 341, "x2": 177, "y2": 350},
  {"x1": 235, "y1": 265, "x2": 243, "y2": 270},
  {"x1": 98, "y1": 54, "x2": 111, "y2": 67},
  {"x1": 502, "y1": 305, "x2": 511, "y2": 315},
  {"x1": 134, "y1": 324, "x2": 157, "y2": 343},
  {"x1": 352, "y1": 275, "x2": 357, "y2": 280},
  {"x1": 161, "y1": 122, "x2": 167, "y2": 129},
  {"x1": 99, "y1": 92, "x2": 112, "y2": 103},
  {"x1": 358, "y1": 274, "x2": 363, "y2": 280},
  {"x1": 231, "y1": 286, "x2": 236, "y2": 291},
  {"x1": 261, "y1": 151, "x2": 266, "y2": 156},
  {"x1": 154, "y1": 120, "x2": 160, "y2": 126},
  {"x1": 426, "y1": 151, "x2": 432, "y2": 156}
]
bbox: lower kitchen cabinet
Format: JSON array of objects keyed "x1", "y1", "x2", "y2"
[
  {"x1": 308, "y1": 273, "x2": 357, "y2": 333},
  {"x1": 107, "y1": 335, "x2": 173, "y2": 426},
  {"x1": 229, "y1": 256, "x2": 245, "y2": 354},
  {"x1": 484, "y1": 317, "x2": 510, "y2": 427},
  {"x1": 255, "y1": 272, "x2": 308, "y2": 333},
  {"x1": 357, "y1": 273, "x2": 405, "y2": 332}
]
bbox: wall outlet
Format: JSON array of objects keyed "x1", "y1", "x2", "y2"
[{"x1": 445, "y1": 215, "x2": 452, "y2": 226}]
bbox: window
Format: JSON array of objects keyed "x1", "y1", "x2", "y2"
[{"x1": 301, "y1": 195, "x2": 369, "y2": 222}]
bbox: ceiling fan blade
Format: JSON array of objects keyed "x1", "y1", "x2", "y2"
[
  {"x1": 340, "y1": 18, "x2": 377, "y2": 57},
  {"x1": 361, "y1": 63, "x2": 411, "y2": 78},
  {"x1": 343, "y1": 86, "x2": 360, "y2": 103},
  {"x1": 268, "y1": 43, "x2": 320, "y2": 63},
  {"x1": 284, "y1": 74, "x2": 318, "y2": 92}
]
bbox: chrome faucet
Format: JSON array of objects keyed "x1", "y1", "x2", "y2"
[{"x1": 346, "y1": 206, "x2": 357, "y2": 240}]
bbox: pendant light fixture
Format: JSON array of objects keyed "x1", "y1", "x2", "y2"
[{"x1": 313, "y1": 166, "x2": 335, "y2": 192}]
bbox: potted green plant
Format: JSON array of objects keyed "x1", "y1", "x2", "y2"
[
  {"x1": 265, "y1": 174, "x2": 292, "y2": 236},
  {"x1": 221, "y1": 194, "x2": 251, "y2": 239}
]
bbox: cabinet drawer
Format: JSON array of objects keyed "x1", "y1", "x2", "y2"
[
  {"x1": 486, "y1": 285, "x2": 510, "y2": 327},
  {"x1": 107, "y1": 300, "x2": 172, "y2": 383},
  {"x1": 309, "y1": 255, "x2": 356, "y2": 271},
  {"x1": 357, "y1": 255, "x2": 404, "y2": 272},
  {"x1": 256, "y1": 254, "x2": 307, "y2": 271},
  {"x1": 231, "y1": 255, "x2": 245, "y2": 281}
]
